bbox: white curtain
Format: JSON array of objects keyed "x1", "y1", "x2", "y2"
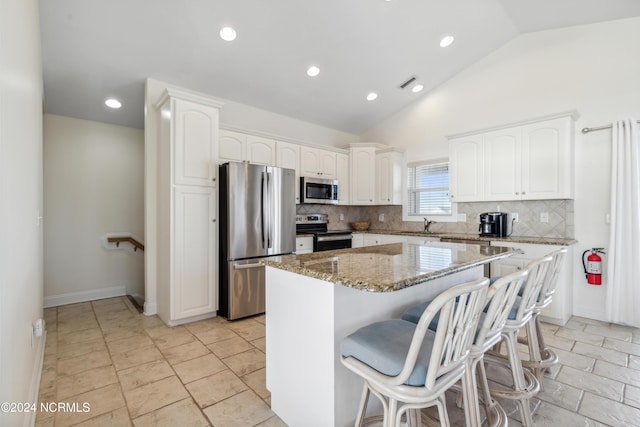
[{"x1": 606, "y1": 118, "x2": 640, "y2": 327}]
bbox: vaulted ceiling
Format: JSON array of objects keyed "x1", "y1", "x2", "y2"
[{"x1": 38, "y1": 0, "x2": 640, "y2": 134}]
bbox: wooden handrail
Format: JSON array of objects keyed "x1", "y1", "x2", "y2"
[{"x1": 108, "y1": 237, "x2": 144, "y2": 252}]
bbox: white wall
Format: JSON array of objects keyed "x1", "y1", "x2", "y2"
[
  {"x1": 361, "y1": 17, "x2": 640, "y2": 322},
  {"x1": 43, "y1": 114, "x2": 144, "y2": 305},
  {"x1": 0, "y1": 0, "x2": 45, "y2": 425},
  {"x1": 143, "y1": 78, "x2": 358, "y2": 314}
]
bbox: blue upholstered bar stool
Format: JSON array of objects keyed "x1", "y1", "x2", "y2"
[
  {"x1": 485, "y1": 255, "x2": 552, "y2": 427},
  {"x1": 340, "y1": 278, "x2": 490, "y2": 427},
  {"x1": 401, "y1": 269, "x2": 529, "y2": 427},
  {"x1": 519, "y1": 248, "x2": 568, "y2": 388}
]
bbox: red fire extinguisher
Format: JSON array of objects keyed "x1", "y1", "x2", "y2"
[{"x1": 582, "y1": 248, "x2": 605, "y2": 285}]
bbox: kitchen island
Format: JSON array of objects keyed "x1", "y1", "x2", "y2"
[{"x1": 263, "y1": 241, "x2": 521, "y2": 427}]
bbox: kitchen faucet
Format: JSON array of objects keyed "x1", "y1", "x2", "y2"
[{"x1": 424, "y1": 218, "x2": 436, "y2": 233}]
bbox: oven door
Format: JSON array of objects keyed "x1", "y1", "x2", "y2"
[{"x1": 314, "y1": 234, "x2": 353, "y2": 252}]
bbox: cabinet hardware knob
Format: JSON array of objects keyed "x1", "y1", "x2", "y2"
[
  {"x1": 515, "y1": 192, "x2": 519, "y2": 195},
  {"x1": 212, "y1": 178, "x2": 216, "y2": 181},
  {"x1": 212, "y1": 219, "x2": 217, "y2": 222},
  {"x1": 451, "y1": 195, "x2": 454, "y2": 198},
  {"x1": 522, "y1": 191, "x2": 526, "y2": 195}
]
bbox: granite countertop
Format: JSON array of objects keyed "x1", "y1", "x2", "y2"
[
  {"x1": 263, "y1": 242, "x2": 522, "y2": 293},
  {"x1": 348, "y1": 230, "x2": 577, "y2": 246}
]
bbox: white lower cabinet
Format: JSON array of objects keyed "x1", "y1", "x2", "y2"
[
  {"x1": 351, "y1": 234, "x2": 364, "y2": 248},
  {"x1": 295, "y1": 236, "x2": 313, "y2": 254},
  {"x1": 363, "y1": 234, "x2": 382, "y2": 247},
  {"x1": 490, "y1": 241, "x2": 573, "y2": 325},
  {"x1": 404, "y1": 236, "x2": 440, "y2": 245},
  {"x1": 380, "y1": 234, "x2": 406, "y2": 244},
  {"x1": 358, "y1": 233, "x2": 440, "y2": 247},
  {"x1": 171, "y1": 186, "x2": 218, "y2": 321}
]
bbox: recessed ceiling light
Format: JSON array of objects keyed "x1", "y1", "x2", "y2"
[
  {"x1": 412, "y1": 84, "x2": 424, "y2": 93},
  {"x1": 306, "y1": 66, "x2": 320, "y2": 77},
  {"x1": 105, "y1": 98, "x2": 122, "y2": 109},
  {"x1": 440, "y1": 35, "x2": 454, "y2": 48},
  {"x1": 220, "y1": 26, "x2": 237, "y2": 42},
  {"x1": 366, "y1": 92, "x2": 378, "y2": 101}
]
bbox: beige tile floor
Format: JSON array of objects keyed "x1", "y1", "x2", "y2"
[{"x1": 36, "y1": 297, "x2": 640, "y2": 426}]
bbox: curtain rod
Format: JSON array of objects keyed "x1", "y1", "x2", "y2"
[{"x1": 582, "y1": 120, "x2": 640, "y2": 134}]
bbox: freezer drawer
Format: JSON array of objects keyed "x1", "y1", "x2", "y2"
[{"x1": 222, "y1": 259, "x2": 266, "y2": 320}]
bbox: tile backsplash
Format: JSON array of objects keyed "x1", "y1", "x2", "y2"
[{"x1": 297, "y1": 199, "x2": 574, "y2": 239}]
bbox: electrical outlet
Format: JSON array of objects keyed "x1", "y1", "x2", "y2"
[
  {"x1": 540, "y1": 212, "x2": 549, "y2": 223},
  {"x1": 379, "y1": 213, "x2": 385, "y2": 222},
  {"x1": 512, "y1": 213, "x2": 519, "y2": 222},
  {"x1": 339, "y1": 213, "x2": 344, "y2": 221}
]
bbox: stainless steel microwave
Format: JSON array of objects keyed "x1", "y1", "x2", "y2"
[{"x1": 300, "y1": 176, "x2": 339, "y2": 204}]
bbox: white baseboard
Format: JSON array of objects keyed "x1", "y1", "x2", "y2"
[
  {"x1": 44, "y1": 286, "x2": 126, "y2": 308},
  {"x1": 572, "y1": 307, "x2": 608, "y2": 323},
  {"x1": 24, "y1": 330, "x2": 46, "y2": 427}
]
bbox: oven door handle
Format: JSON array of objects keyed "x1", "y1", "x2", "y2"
[{"x1": 316, "y1": 234, "x2": 353, "y2": 242}]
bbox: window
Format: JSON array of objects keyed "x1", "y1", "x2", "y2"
[{"x1": 407, "y1": 160, "x2": 452, "y2": 216}]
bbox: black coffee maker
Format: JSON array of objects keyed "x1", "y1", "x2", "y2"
[{"x1": 479, "y1": 212, "x2": 508, "y2": 237}]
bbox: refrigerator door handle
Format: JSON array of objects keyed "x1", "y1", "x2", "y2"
[
  {"x1": 233, "y1": 262, "x2": 263, "y2": 270},
  {"x1": 261, "y1": 172, "x2": 266, "y2": 249},
  {"x1": 266, "y1": 171, "x2": 272, "y2": 249}
]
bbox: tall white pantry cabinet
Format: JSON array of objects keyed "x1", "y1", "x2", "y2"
[{"x1": 155, "y1": 88, "x2": 223, "y2": 326}]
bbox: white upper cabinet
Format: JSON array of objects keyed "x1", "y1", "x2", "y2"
[
  {"x1": 246, "y1": 134, "x2": 276, "y2": 166},
  {"x1": 219, "y1": 130, "x2": 245, "y2": 163},
  {"x1": 483, "y1": 128, "x2": 521, "y2": 201},
  {"x1": 219, "y1": 130, "x2": 276, "y2": 166},
  {"x1": 350, "y1": 147, "x2": 376, "y2": 205},
  {"x1": 300, "y1": 146, "x2": 337, "y2": 179},
  {"x1": 336, "y1": 153, "x2": 350, "y2": 205},
  {"x1": 521, "y1": 117, "x2": 573, "y2": 200},
  {"x1": 173, "y1": 99, "x2": 219, "y2": 187},
  {"x1": 449, "y1": 112, "x2": 576, "y2": 202},
  {"x1": 276, "y1": 141, "x2": 301, "y2": 204},
  {"x1": 375, "y1": 150, "x2": 404, "y2": 205},
  {"x1": 449, "y1": 136, "x2": 484, "y2": 202}
]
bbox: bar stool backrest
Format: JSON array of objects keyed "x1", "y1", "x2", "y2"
[
  {"x1": 514, "y1": 255, "x2": 553, "y2": 324},
  {"x1": 411, "y1": 278, "x2": 489, "y2": 389},
  {"x1": 475, "y1": 269, "x2": 528, "y2": 349},
  {"x1": 538, "y1": 248, "x2": 568, "y2": 308}
]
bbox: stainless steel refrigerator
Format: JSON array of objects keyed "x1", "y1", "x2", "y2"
[{"x1": 219, "y1": 162, "x2": 296, "y2": 320}]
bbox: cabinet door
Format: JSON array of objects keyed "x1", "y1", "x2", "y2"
[
  {"x1": 336, "y1": 153, "x2": 350, "y2": 205},
  {"x1": 300, "y1": 147, "x2": 321, "y2": 177},
  {"x1": 276, "y1": 141, "x2": 301, "y2": 204},
  {"x1": 521, "y1": 117, "x2": 572, "y2": 199},
  {"x1": 490, "y1": 257, "x2": 525, "y2": 277},
  {"x1": 295, "y1": 236, "x2": 313, "y2": 254},
  {"x1": 375, "y1": 151, "x2": 403, "y2": 205},
  {"x1": 363, "y1": 234, "x2": 381, "y2": 246},
  {"x1": 351, "y1": 234, "x2": 364, "y2": 248},
  {"x1": 246, "y1": 135, "x2": 276, "y2": 166},
  {"x1": 319, "y1": 150, "x2": 337, "y2": 179},
  {"x1": 350, "y1": 148, "x2": 376, "y2": 205},
  {"x1": 219, "y1": 130, "x2": 245, "y2": 163},
  {"x1": 173, "y1": 186, "x2": 217, "y2": 320},
  {"x1": 483, "y1": 128, "x2": 522, "y2": 201},
  {"x1": 174, "y1": 99, "x2": 218, "y2": 186},
  {"x1": 449, "y1": 136, "x2": 483, "y2": 202}
]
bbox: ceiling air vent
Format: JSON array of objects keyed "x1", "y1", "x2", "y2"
[{"x1": 399, "y1": 76, "x2": 417, "y2": 90}]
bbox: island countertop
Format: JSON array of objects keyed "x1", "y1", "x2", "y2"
[{"x1": 263, "y1": 241, "x2": 522, "y2": 292}]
